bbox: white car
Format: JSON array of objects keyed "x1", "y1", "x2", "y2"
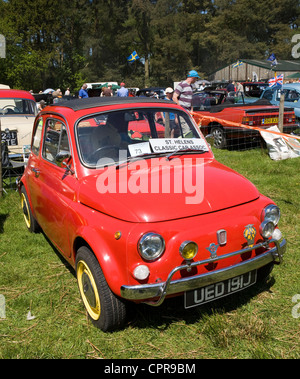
[{"x1": 0, "y1": 89, "x2": 38, "y2": 157}]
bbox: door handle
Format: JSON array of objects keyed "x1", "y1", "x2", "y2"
[{"x1": 31, "y1": 167, "x2": 40, "y2": 177}]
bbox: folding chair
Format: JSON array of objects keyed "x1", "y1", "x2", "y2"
[{"x1": 1, "y1": 140, "x2": 25, "y2": 193}]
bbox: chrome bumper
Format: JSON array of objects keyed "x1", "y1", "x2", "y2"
[{"x1": 120, "y1": 238, "x2": 287, "y2": 306}]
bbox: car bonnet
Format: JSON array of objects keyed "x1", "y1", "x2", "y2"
[{"x1": 77, "y1": 158, "x2": 260, "y2": 223}]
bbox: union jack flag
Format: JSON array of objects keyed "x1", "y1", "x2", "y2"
[{"x1": 268, "y1": 74, "x2": 284, "y2": 87}]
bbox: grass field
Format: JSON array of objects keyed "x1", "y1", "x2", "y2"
[{"x1": 0, "y1": 147, "x2": 299, "y2": 359}]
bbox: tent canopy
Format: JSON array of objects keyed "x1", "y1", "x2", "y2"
[
  {"x1": 286, "y1": 72, "x2": 300, "y2": 79},
  {"x1": 93, "y1": 83, "x2": 121, "y2": 90}
]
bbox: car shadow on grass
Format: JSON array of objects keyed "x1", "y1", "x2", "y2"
[
  {"x1": 40, "y1": 231, "x2": 277, "y2": 332},
  {"x1": 128, "y1": 276, "x2": 275, "y2": 330},
  {"x1": 0, "y1": 213, "x2": 9, "y2": 234}
]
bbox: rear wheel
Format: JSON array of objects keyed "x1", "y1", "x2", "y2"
[
  {"x1": 211, "y1": 126, "x2": 227, "y2": 149},
  {"x1": 76, "y1": 246, "x2": 127, "y2": 332}
]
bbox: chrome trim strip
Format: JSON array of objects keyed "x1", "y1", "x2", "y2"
[{"x1": 120, "y1": 239, "x2": 286, "y2": 306}]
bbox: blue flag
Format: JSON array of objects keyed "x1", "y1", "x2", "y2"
[
  {"x1": 267, "y1": 53, "x2": 278, "y2": 66},
  {"x1": 127, "y1": 51, "x2": 140, "y2": 62},
  {"x1": 232, "y1": 60, "x2": 243, "y2": 68}
]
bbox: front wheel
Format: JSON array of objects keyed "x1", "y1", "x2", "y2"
[
  {"x1": 21, "y1": 186, "x2": 40, "y2": 233},
  {"x1": 76, "y1": 246, "x2": 127, "y2": 332}
]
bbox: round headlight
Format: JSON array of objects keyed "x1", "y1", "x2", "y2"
[
  {"x1": 179, "y1": 241, "x2": 198, "y2": 260},
  {"x1": 138, "y1": 233, "x2": 165, "y2": 261},
  {"x1": 260, "y1": 220, "x2": 275, "y2": 239},
  {"x1": 262, "y1": 205, "x2": 280, "y2": 225}
]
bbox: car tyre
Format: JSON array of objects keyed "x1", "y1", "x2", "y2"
[
  {"x1": 76, "y1": 246, "x2": 127, "y2": 332},
  {"x1": 21, "y1": 186, "x2": 40, "y2": 233},
  {"x1": 211, "y1": 126, "x2": 227, "y2": 149}
]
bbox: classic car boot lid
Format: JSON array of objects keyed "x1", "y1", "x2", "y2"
[{"x1": 78, "y1": 158, "x2": 260, "y2": 222}]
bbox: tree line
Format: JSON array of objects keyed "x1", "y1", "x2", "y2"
[{"x1": 0, "y1": 0, "x2": 299, "y2": 92}]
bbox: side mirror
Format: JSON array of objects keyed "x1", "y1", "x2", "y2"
[
  {"x1": 55, "y1": 150, "x2": 71, "y2": 166},
  {"x1": 55, "y1": 151, "x2": 75, "y2": 175}
]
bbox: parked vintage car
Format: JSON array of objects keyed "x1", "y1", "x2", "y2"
[
  {"x1": 0, "y1": 89, "x2": 38, "y2": 157},
  {"x1": 242, "y1": 82, "x2": 269, "y2": 97},
  {"x1": 192, "y1": 89, "x2": 298, "y2": 148},
  {"x1": 260, "y1": 83, "x2": 300, "y2": 119},
  {"x1": 136, "y1": 87, "x2": 166, "y2": 99},
  {"x1": 19, "y1": 97, "x2": 286, "y2": 331}
]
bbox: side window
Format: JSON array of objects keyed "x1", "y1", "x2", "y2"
[
  {"x1": 42, "y1": 119, "x2": 70, "y2": 163},
  {"x1": 286, "y1": 90, "x2": 300, "y2": 102},
  {"x1": 262, "y1": 89, "x2": 274, "y2": 101},
  {"x1": 31, "y1": 118, "x2": 43, "y2": 156}
]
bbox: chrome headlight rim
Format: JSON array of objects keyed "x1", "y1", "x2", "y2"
[
  {"x1": 138, "y1": 232, "x2": 165, "y2": 261},
  {"x1": 260, "y1": 220, "x2": 275, "y2": 239},
  {"x1": 262, "y1": 204, "x2": 280, "y2": 226}
]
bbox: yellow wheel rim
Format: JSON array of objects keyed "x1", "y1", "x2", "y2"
[
  {"x1": 77, "y1": 260, "x2": 101, "y2": 320},
  {"x1": 21, "y1": 193, "x2": 31, "y2": 229}
]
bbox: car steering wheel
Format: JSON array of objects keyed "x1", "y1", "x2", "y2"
[
  {"x1": 3, "y1": 105, "x2": 20, "y2": 113},
  {"x1": 89, "y1": 145, "x2": 120, "y2": 163}
]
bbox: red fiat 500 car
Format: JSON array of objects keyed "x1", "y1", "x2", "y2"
[{"x1": 19, "y1": 97, "x2": 286, "y2": 331}]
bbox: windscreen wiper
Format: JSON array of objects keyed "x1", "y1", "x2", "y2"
[
  {"x1": 115, "y1": 152, "x2": 159, "y2": 169},
  {"x1": 166, "y1": 148, "x2": 207, "y2": 161}
]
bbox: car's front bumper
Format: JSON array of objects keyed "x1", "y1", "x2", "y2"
[{"x1": 120, "y1": 238, "x2": 287, "y2": 306}]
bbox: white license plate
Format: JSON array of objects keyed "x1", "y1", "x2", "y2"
[{"x1": 184, "y1": 270, "x2": 257, "y2": 308}]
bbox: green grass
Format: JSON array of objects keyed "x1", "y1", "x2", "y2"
[{"x1": 0, "y1": 147, "x2": 299, "y2": 359}]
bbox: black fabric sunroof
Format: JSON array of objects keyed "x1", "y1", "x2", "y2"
[{"x1": 50, "y1": 97, "x2": 170, "y2": 111}]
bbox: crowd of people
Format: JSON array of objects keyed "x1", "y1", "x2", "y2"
[
  {"x1": 74, "y1": 69, "x2": 201, "y2": 113},
  {"x1": 35, "y1": 69, "x2": 247, "y2": 112}
]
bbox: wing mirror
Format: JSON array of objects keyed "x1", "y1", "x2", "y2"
[
  {"x1": 55, "y1": 150, "x2": 71, "y2": 165},
  {"x1": 55, "y1": 151, "x2": 74, "y2": 174}
]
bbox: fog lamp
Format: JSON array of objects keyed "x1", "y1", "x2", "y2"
[
  {"x1": 272, "y1": 228, "x2": 282, "y2": 241},
  {"x1": 260, "y1": 220, "x2": 275, "y2": 239},
  {"x1": 133, "y1": 265, "x2": 150, "y2": 281},
  {"x1": 179, "y1": 241, "x2": 198, "y2": 260}
]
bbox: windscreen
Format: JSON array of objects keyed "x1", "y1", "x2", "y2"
[
  {"x1": 0, "y1": 98, "x2": 37, "y2": 115},
  {"x1": 76, "y1": 107, "x2": 208, "y2": 167}
]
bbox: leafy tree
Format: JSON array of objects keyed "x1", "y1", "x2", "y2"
[{"x1": 0, "y1": 0, "x2": 299, "y2": 90}]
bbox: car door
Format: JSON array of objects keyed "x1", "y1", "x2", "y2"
[
  {"x1": 27, "y1": 115, "x2": 77, "y2": 257},
  {"x1": 283, "y1": 88, "x2": 300, "y2": 118}
]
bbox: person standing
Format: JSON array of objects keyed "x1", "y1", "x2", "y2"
[
  {"x1": 117, "y1": 82, "x2": 128, "y2": 97},
  {"x1": 165, "y1": 87, "x2": 179, "y2": 137},
  {"x1": 101, "y1": 84, "x2": 113, "y2": 97},
  {"x1": 79, "y1": 83, "x2": 89, "y2": 98},
  {"x1": 226, "y1": 80, "x2": 235, "y2": 93},
  {"x1": 173, "y1": 70, "x2": 200, "y2": 111},
  {"x1": 236, "y1": 82, "x2": 244, "y2": 95}
]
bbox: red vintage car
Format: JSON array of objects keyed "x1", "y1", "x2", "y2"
[
  {"x1": 192, "y1": 90, "x2": 298, "y2": 148},
  {"x1": 19, "y1": 97, "x2": 286, "y2": 331}
]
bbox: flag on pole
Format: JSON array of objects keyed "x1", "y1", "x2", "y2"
[
  {"x1": 232, "y1": 60, "x2": 243, "y2": 68},
  {"x1": 127, "y1": 51, "x2": 140, "y2": 62},
  {"x1": 268, "y1": 73, "x2": 283, "y2": 87},
  {"x1": 267, "y1": 53, "x2": 278, "y2": 66}
]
